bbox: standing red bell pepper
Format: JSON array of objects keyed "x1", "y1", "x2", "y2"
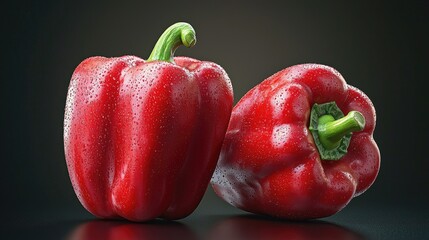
[
  {"x1": 211, "y1": 64, "x2": 380, "y2": 219},
  {"x1": 64, "y1": 22, "x2": 233, "y2": 221}
]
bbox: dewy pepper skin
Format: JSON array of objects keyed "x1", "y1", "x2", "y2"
[
  {"x1": 64, "y1": 22, "x2": 233, "y2": 221},
  {"x1": 211, "y1": 64, "x2": 380, "y2": 219}
]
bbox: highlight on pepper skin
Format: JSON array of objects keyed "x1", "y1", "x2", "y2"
[
  {"x1": 211, "y1": 64, "x2": 380, "y2": 219},
  {"x1": 64, "y1": 22, "x2": 233, "y2": 222}
]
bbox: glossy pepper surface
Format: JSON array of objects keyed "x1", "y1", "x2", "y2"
[
  {"x1": 211, "y1": 64, "x2": 380, "y2": 219},
  {"x1": 64, "y1": 23, "x2": 233, "y2": 221}
]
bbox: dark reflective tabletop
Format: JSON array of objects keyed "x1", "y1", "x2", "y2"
[{"x1": 3, "y1": 203, "x2": 428, "y2": 240}]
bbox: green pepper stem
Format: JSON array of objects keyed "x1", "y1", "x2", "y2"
[
  {"x1": 147, "y1": 22, "x2": 196, "y2": 63},
  {"x1": 317, "y1": 111, "x2": 365, "y2": 150}
]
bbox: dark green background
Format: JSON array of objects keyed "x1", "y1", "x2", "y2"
[{"x1": 3, "y1": 0, "x2": 428, "y2": 239}]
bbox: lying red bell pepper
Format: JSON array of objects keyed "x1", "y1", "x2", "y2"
[
  {"x1": 211, "y1": 64, "x2": 380, "y2": 219},
  {"x1": 64, "y1": 22, "x2": 233, "y2": 221}
]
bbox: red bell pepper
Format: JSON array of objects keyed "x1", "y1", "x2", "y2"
[
  {"x1": 64, "y1": 22, "x2": 233, "y2": 221},
  {"x1": 211, "y1": 64, "x2": 380, "y2": 219}
]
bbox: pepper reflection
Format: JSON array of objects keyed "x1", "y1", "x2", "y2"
[
  {"x1": 208, "y1": 215, "x2": 366, "y2": 240},
  {"x1": 67, "y1": 220, "x2": 197, "y2": 240}
]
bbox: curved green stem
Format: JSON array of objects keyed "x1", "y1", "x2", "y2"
[
  {"x1": 318, "y1": 111, "x2": 365, "y2": 150},
  {"x1": 309, "y1": 102, "x2": 365, "y2": 160},
  {"x1": 147, "y1": 22, "x2": 196, "y2": 63}
]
